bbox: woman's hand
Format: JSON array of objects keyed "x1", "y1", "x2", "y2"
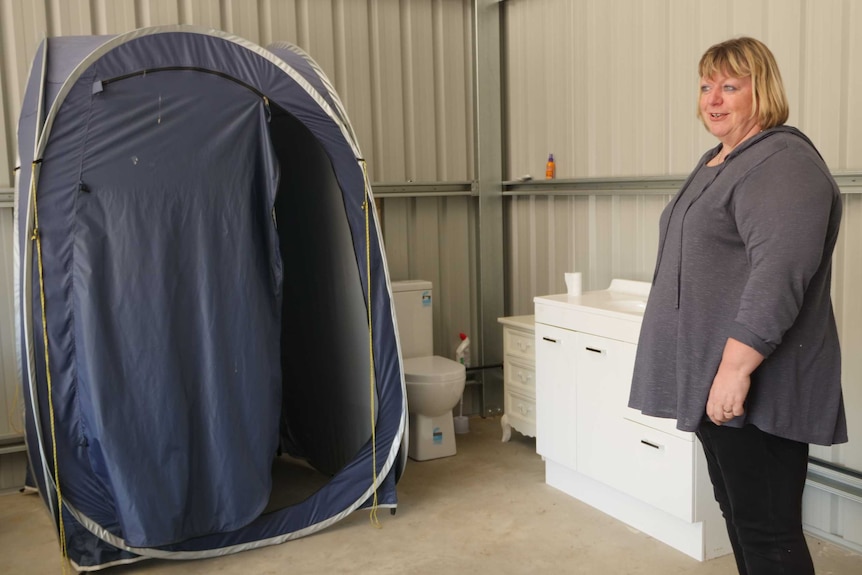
[
  {"x1": 706, "y1": 367, "x2": 751, "y2": 424},
  {"x1": 706, "y1": 338, "x2": 764, "y2": 425}
]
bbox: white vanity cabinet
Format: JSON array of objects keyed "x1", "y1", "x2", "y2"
[{"x1": 534, "y1": 280, "x2": 731, "y2": 562}]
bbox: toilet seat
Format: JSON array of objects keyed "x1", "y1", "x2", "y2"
[{"x1": 403, "y1": 356, "x2": 465, "y2": 384}]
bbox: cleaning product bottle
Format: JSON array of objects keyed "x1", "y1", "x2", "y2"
[
  {"x1": 455, "y1": 332, "x2": 471, "y2": 368},
  {"x1": 545, "y1": 153, "x2": 556, "y2": 180},
  {"x1": 454, "y1": 332, "x2": 471, "y2": 434}
]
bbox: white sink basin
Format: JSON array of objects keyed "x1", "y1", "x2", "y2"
[
  {"x1": 534, "y1": 278, "x2": 651, "y2": 341},
  {"x1": 606, "y1": 299, "x2": 647, "y2": 314}
]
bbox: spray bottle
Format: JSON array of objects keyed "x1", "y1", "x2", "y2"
[
  {"x1": 545, "y1": 153, "x2": 556, "y2": 180},
  {"x1": 455, "y1": 332, "x2": 471, "y2": 368},
  {"x1": 454, "y1": 332, "x2": 471, "y2": 434}
]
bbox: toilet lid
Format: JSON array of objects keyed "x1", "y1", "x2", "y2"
[{"x1": 403, "y1": 356, "x2": 466, "y2": 383}]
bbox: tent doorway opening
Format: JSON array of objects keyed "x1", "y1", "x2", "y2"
[{"x1": 267, "y1": 101, "x2": 376, "y2": 510}]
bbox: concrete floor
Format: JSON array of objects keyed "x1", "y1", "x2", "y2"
[{"x1": 2, "y1": 415, "x2": 861, "y2": 574}]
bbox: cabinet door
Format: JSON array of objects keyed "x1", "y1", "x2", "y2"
[
  {"x1": 535, "y1": 323, "x2": 578, "y2": 468},
  {"x1": 575, "y1": 334, "x2": 636, "y2": 484}
]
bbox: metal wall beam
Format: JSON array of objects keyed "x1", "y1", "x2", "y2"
[
  {"x1": 473, "y1": 0, "x2": 504, "y2": 363},
  {"x1": 0, "y1": 188, "x2": 13, "y2": 208},
  {"x1": 472, "y1": 0, "x2": 505, "y2": 413},
  {"x1": 502, "y1": 172, "x2": 862, "y2": 197}
]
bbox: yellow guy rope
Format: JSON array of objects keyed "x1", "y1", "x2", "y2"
[
  {"x1": 361, "y1": 160, "x2": 381, "y2": 529},
  {"x1": 30, "y1": 161, "x2": 69, "y2": 572}
]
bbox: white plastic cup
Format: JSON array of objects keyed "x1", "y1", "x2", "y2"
[{"x1": 564, "y1": 272, "x2": 582, "y2": 296}]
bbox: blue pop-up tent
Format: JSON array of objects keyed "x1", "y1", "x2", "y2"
[{"x1": 13, "y1": 26, "x2": 407, "y2": 571}]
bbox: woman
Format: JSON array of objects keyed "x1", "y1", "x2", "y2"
[{"x1": 628, "y1": 37, "x2": 846, "y2": 575}]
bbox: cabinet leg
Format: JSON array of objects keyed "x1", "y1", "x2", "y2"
[{"x1": 501, "y1": 414, "x2": 512, "y2": 442}]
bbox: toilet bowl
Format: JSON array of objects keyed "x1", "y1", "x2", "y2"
[{"x1": 404, "y1": 355, "x2": 466, "y2": 461}]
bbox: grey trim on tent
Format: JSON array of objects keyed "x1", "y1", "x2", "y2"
[
  {"x1": 70, "y1": 555, "x2": 149, "y2": 573},
  {"x1": 268, "y1": 41, "x2": 360, "y2": 147},
  {"x1": 64, "y1": 493, "x2": 398, "y2": 567},
  {"x1": 18, "y1": 24, "x2": 408, "y2": 563}
]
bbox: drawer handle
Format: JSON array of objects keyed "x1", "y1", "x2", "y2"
[
  {"x1": 585, "y1": 346, "x2": 605, "y2": 354},
  {"x1": 517, "y1": 403, "x2": 532, "y2": 415},
  {"x1": 640, "y1": 439, "x2": 662, "y2": 450},
  {"x1": 517, "y1": 371, "x2": 532, "y2": 383},
  {"x1": 517, "y1": 341, "x2": 532, "y2": 351},
  {"x1": 542, "y1": 337, "x2": 558, "y2": 343}
]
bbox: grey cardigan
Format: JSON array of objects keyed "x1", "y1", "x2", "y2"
[{"x1": 628, "y1": 126, "x2": 847, "y2": 446}]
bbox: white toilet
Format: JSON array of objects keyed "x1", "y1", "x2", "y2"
[{"x1": 391, "y1": 280, "x2": 466, "y2": 461}]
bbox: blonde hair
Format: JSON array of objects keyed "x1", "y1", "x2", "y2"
[{"x1": 697, "y1": 37, "x2": 789, "y2": 129}]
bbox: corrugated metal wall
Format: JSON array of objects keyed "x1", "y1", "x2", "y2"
[
  {"x1": 382, "y1": 195, "x2": 478, "y2": 359},
  {"x1": 505, "y1": 192, "x2": 670, "y2": 312},
  {"x1": 0, "y1": 0, "x2": 474, "y2": 184},
  {"x1": 505, "y1": 0, "x2": 862, "y2": 179},
  {"x1": 833, "y1": 193, "x2": 862, "y2": 469},
  {"x1": 0, "y1": 202, "x2": 18, "y2": 443}
]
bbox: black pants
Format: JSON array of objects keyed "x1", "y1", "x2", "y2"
[{"x1": 696, "y1": 421, "x2": 813, "y2": 575}]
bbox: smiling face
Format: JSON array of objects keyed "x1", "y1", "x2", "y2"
[{"x1": 699, "y1": 72, "x2": 762, "y2": 149}]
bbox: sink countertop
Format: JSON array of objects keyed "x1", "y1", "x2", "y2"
[
  {"x1": 497, "y1": 315, "x2": 535, "y2": 331},
  {"x1": 533, "y1": 279, "x2": 651, "y2": 342},
  {"x1": 533, "y1": 279, "x2": 651, "y2": 319}
]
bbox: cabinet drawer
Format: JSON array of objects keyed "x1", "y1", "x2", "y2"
[
  {"x1": 505, "y1": 389, "x2": 537, "y2": 428},
  {"x1": 504, "y1": 357, "x2": 535, "y2": 394},
  {"x1": 607, "y1": 419, "x2": 694, "y2": 522},
  {"x1": 624, "y1": 407, "x2": 694, "y2": 442},
  {"x1": 504, "y1": 328, "x2": 535, "y2": 363}
]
